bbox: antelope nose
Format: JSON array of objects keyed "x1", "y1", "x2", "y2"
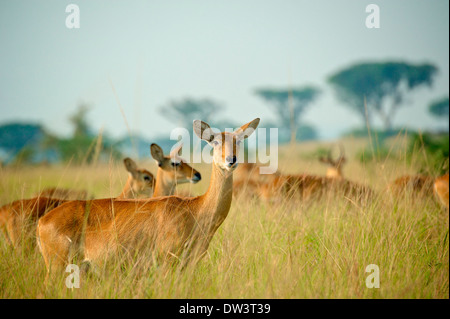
[
  {"x1": 192, "y1": 172, "x2": 201, "y2": 182},
  {"x1": 226, "y1": 156, "x2": 237, "y2": 165}
]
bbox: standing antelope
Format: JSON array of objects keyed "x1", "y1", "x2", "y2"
[
  {"x1": 0, "y1": 158, "x2": 154, "y2": 246},
  {"x1": 150, "y1": 143, "x2": 201, "y2": 197},
  {"x1": 434, "y1": 173, "x2": 449, "y2": 210},
  {"x1": 36, "y1": 118, "x2": 260, "y2": 274}
]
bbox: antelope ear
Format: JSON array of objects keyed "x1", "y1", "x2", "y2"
[
  {"x1": 234, "y1": 118, "x2": 260, "y2": 140},
  {"x1": 124, "y1": 157, "x2": 138, "y2": 174},
  {"x1": 150, "y1": 143, "x2": 165, "y2": 165},
  {"x1": 193, "y1": 120, "x2": 216, "y2": 143},
  {"x1": 170, "y1": 143, "x2": 183, "y2": 158}
]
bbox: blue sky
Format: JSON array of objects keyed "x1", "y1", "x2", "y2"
[{"x1": 0, "y1": 0, "x2": 448, "y2": 140}]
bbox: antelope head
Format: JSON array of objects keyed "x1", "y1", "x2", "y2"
[
  {"x1": 123, "y1": 157, "x2": 155, "y2": 196},
  {"x1": 193, "y1": 118, "x2": 260, "y2": 172},
  {"x1": 150, "y1": 143, "x2": 201, "y2": 184},
  {"x1": 319, "y1": 144, "x2": 346, "y2": 179}
]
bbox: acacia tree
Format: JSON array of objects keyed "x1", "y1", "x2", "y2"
[
  {"x1": 69, "y1": 103, "x2": 92, "y2": 138},
  {"x1": 429, "y1": 97, "x2": 449, "y2": 118},
  {"x1": 328, "y1": 62, "x2": 438, "y2": 131},
  {"x1": 254, "y1": 86, "x2": 320, "y2": 144},
  {"x1": 58, "y1": 104, "x2": 121, "y2": 163},
  {"x1": 159, "y1": 98, "x2": 223, "y2": 132}
]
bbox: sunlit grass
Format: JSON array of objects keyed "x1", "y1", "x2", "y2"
[{"x1": 0, "y1": 138, "x2": 448, "y2": 299}]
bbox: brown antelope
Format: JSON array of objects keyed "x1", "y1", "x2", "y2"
[
  {"x1": 258, "y1": 171, "x2": 372, "y2": 205},
  {"x1": 116, "y1": 157, "x2": 155, "y2": 199},
  {"x1": 36, "y1": 187, "x2": 89, "y2": 200},
  {"x1": 248, "y1": 144, "x2": 371, "y2": 204},
  {"x1": 434, "y1": 173, "x2": 449, "y2": 210},
  {"x1": 319, "y1": 144, "x2": 346, "y2": 179},
  {"x1": 258, "y1": 173, "x2": 327, "y2": 202},
  {"x1": 36, "y1": 118, "x2": 260, "y2": 274},
  {"x1": 388, "y1": 175, "x2": 435, "y2": 198},
  {"x1": 234, "y1": 163, "x2": 262, "y2": 182},
  {"x1": 233, "y1": 143, "x2": 372, "y2": 204},
  {"x1": 232, "y1": 162, "x2": 268, "y2": 198},
  {"x1": 150, "y1": 143, "x2": 201, "y2": 197},
  {"x1": 0, "y1": 158, "x2": 154, "y2": 246}
]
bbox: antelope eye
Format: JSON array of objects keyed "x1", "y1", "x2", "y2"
[{"x1": 143, "y1": 175, "x2": 152, "y2": 182}]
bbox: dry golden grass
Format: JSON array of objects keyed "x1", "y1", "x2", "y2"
[{"x1": 0, "y1": 138, "x2": 448, "y2": 299}]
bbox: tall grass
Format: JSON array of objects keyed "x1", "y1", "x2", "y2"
[{"x1": 0, "y1": 138, "x2": 448, "y2": 298}]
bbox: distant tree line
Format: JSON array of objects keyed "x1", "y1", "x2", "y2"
[
  {"x1": 0, "y1": 104, "x2": 121, "y2": 165},
  {"x1": 161, "y1": 61, "x2": 444, "y2": 145},
  {"x1": 0, "y1": 60, "x2": 447, "y2": 165}
]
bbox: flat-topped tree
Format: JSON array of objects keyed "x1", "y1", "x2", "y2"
[
  {"x1": 255, "y1": 86, "x2": 320, "y2": 144},
  {"x1": 159, "y1": 98, "x2": 223, "y2": 133},
  {"x1": 328, "y1": 61, "x2": 438, "y2": 131},
  {"x1": 429, "y1": 97, "x2": 449, "y2": 119}
]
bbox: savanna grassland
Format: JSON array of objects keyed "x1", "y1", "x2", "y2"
[{"x1": 0, "y1": 136, "x2": 448, "y2": 299}]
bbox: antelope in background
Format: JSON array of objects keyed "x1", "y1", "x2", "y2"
[
  {"x1": 116, "y1": 157, "x2": 155, "y2": 199},
  {"x1": 0, "y1": 157, "x2": 154, "y2": 246},
  {"x1": 434, "y1": 173, "x2": 449, "y2": 210},
  {"x1": 150, "y1": 143, "x2": 201, "y2": 197},
  {"x1": 232, "y1": 162, "x2": 273, "y2": 198},
  {"x1": 238, "y1": 144, "x2": 373, "y2": 204},
  {"x1": 318, "y1": 144, "x2": 346, "y2": 179},
  {"x1": 35, "y1": 187, "x2": 90, "y2": 201},
  {"x1": 388, "y1": 175, "x2": 435, "y2": 199},
  {"x1": 36, "y1": 118, "x2": 260, "y2": 276}
]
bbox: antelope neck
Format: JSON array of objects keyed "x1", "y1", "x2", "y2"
[
  {"x1": 153, "y1": 168, "x2": 178, "y2": 197},
  {"x1": 197, "y1": 162, "x2": 234, "y2": 229}
]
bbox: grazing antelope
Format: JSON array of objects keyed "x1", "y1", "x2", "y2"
[
  {"x1": 233, "y1": 144, "x2": 372, "y2": 204},
  {"x1": 251, "y1": 145, "x2": 371, "y2": 204},
  {"x1": 319, "y1": 144, "x2": 346, "y2": 179},
  {"x1": 434, "y1": 173, "x2": 449, "y2": 210},
  {"x1": 258, "y1": 171, "x2": 372, "y2": 205},
  {"x1": 232, "y1": 162, "x2": 268, "y2": 198},
  {"x1": 36, "y1": 118, "x2": 260, "y2": 274},
  {"x1": 234, "y1": 163, "x2": 262, "y2": 182},
  {"x1": 150, "y1": 143, "x2": 201, "y2": 197},
  {"x1": 0, "y1": 197, "x2": 67, "y2": 247},
  {"x1": 0, "y1": 158, "x2": 154, "y2": 246},
  {"x1": 259, "y1": 173, "x2": 327, "y2": 202},
  {"x1": 36, "y1": 187, "x2": 89, "y2": 200},
  {"x1": 388, "y1": 175, "x2": 435, "y2": 198}
]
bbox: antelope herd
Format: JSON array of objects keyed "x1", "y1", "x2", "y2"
[{"x1": 0, "y1": 118, "x2": 448, "y2": 283}]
